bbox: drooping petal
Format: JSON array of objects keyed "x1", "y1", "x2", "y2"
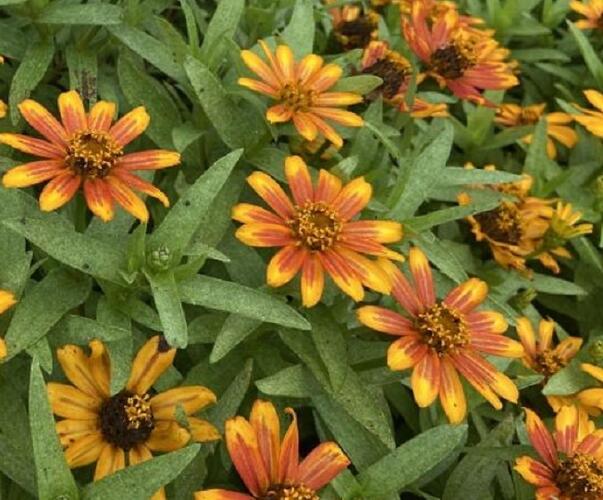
[
  {"x1": 331, "y1": 177, "x2": 372, "y2": 221},
  {"x1": 278, "y1": 408, "x2": 299, "y2": 485},
  {"x1": 306, "y1": 114, "x2": 343, "y2": 149},
  {"x1": 151, "y1": 386, "x2": 217, "y2": 420},
  {"x1": 94, "y1": 444, "x2": 126, "y2": 481},
  {"x1": 126, "y1": 336, "x2": 176, "y2": 395},
  {"x1": 443, "y1": 278, "x2": 489, "y2": 313},
  {"x1": 104, "y1": 175, "x2": 149, "y2": 222},
  {"x1": 232, "y1": 203, "x2": 283, "y2": 225},
  {"x1": 83, "y1": 178, "x2": 114, "y2": 222},
  {"x1": 314, "y1": 169, "x2": 342, "y2": 204},
  {"x1": 64, "y1": 431, "x2": 104, "y2": 468},
  {"x1": 118, "y1": 150, "x2": 181, "y2": 171},
  {"x1": 110, "y1": 170, "x2": 169, "y2": 207},
  {"x1": 408, "y1": 247, "x2": 436, "y2": 308},
  {"x1": 356, "y1": 306, "x2": 417, "y2": 337},
  {"x1": 56, "y1": 419, "x2": 100, "y2": 447},
  {"x1": 411, "y1": 351, "x2": 441, "y2": 408},
  {"x1": 39, "y1": 172, "x2": 82, "y2": 212},
  {"x1": 292, "y1": 112, "x2": 319, "y2": 142},
  {"x1": 266, "y1": 245, "x2": 306, "y2": 287},
  {"x1": 439, "y1": 356, "x2": 467, "y2": 424},
  {"x1": 109, "y1": 106, "x2": 150, "y2": 147},
  {"x1": 47, "y1": 383, "x2": 101, "y2": 420},
  {"x1": 0, "y1": 133, "x2": 65, "y2": 158},
  {"x1": 470, "y1": 332, "x2": 524, "y2": 358},
  {"x1": 2, "y1": 160, "x2": 64, "y2": 188},
  {"x1": 188, "y1": 417, "x2": 221, "y2": 443},
  {"x1": 58, "y1": 90, "x2": 88, "y2": 135},
  {"x1": 146, "y1": 421, "x2": 191, "y2": 452},
  {"x1": 88, "y1": 101, "x2": 116, "y2": 131},
  {"x1": 57, "y1": 344, "x2": 109, "y2": 399},
  {"x1": 235, "y1": 223, "x2": 295, "y2": 247},
  {"x1": 297, "y1": 442, "x2": 350, "y2": 491},
  {"x1": 387, "y1": 336, "x2": 428, "y2": 371},
  {"x1": 309, "y1": 107, "x2": 363, "y2": 127},
  {"x1": 247, "y1": 171, "x2": 295, "y2": 219},
  {"x1": 319, "y1": 249, "x2": 364, "y2": 302},
  {"x1": 284, "y1": 155, "x2": 314, "y2": 205},
  {"x1": 516, "y1": 317, "x2": 537, "y2": 356},
  {"x1": 524, "y1": 408, "x2": 559, "y2": 469},
  {"x1": 238, "y1": 77, "x2": 279, "y2": 97},
  {"x1": 301, "y1": 252, "x2": 325, "y2": 307},
  {"x1": 250, "y1": 400, "x2": 281, "y2": 483},
  {"x1": 18, "y1": 99, "x2": 67, "y2": 146},
  {"x1": 314, "y1": 92, "x2": 364, "y2": 107}
]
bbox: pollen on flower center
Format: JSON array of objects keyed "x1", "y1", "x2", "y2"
[
  {"x1": 291, "y1": 201, "x2": 343, "y2": 251},
  {"x1": 533, "y1": 349, "x2": 566, "y2": 378},
  {"x1": 260, "y1": 483, "x2": 318, "y2": 500},
  {"x1": 555, "y1": 453, "x2": 603, "y2": 500},
  {"x1": 415, "y1": 303, "x2": 468, "y2": 355},
  {"x1": 280, "y1": 84, "x2": 315, "y2": 112},
  {"x1": 362, "y1": 56, "x2": 411, "y2": 100},
  {"x1": 99, "y1": 390, "x2": 155, "y2": 451},
  {"x1": 66, "y1": 131, "x2": 123, "y2": 179},
  {"x1": 336, "y1": 12, "x2": 379, "y2": 49},
  {"x1": 474, "y1": 202, "x2": 523, "y2": 245},
  {"x1": 430, "y1": 42, "x2": 474, "y2": 80}
]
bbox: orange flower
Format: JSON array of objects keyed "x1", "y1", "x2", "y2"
[
  {"x1": 356, "y1": 247, "x2": 523, "y2": 424},
  {"x1": 495, "y1": 103, "x2": 578, "y2": 159},
  {"x1": 194, "y1": 399, "x2": 350, "y2": 500},
  {"x1": 0, "y1": 289, "x2": 16, "y2": 360},
  {"x1": 232, "y1": 156, "x2": 403, "y2": 307},
  {"x1": 402, "y1": 2, "x2": 518, "y2": 106},
  {"x1": 571, "y1": 0, "x2": 603, "y2": 30},
  {"x1": 1, "y1": 91, "x2": 180, "y2": 222},
  {"x1": 327, "y1": 1, "x2": 380, "y2": 50},
  {"x1": 49, "y1": 336, "x2": 219, "y2": 498},
  {"x1": 514, "y1": 406, "x2": 603, "y2": 499},
  {"x1": 516, "y1": 317, "x2": 582, "y2": 380},
  {"x1": 238, "y1": 41, "x2": 363, "y2": 148},
  {"x1": 360, "y1": 41, "x2": 448, "y2": 118}
]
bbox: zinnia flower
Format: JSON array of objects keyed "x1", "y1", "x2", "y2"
[
  {"x1": 1, "y1": 90, "x2": 180, "y2": 222},
  {"x1": 571, "y1": 0, "x2": 603, "y2": 30},
  {"x1": 327, "y1": 1, "x2": 380, "y2": 49},
  {"x1": 402, "y1": 2, "x2": 518, "y2": 106},
  {"x1": 194, "y1": 399, "x2": 350, "y2": 500},
  {"x1": 516, "y1": 316, "x2": 582, "y2": 380},
  {"x1": 0, "y1": 289, "x2": 16, "y2": 360},
  {"x1": 549, "y1": 202, "x2": 593, "y2": 240},
  {"x1": 238, "y1": 41, "x2": 364, "y2": 148},
  {"x1": 514, "y1": 405, "x2": 603, "y2": 500},
  {"x1": 548, "y1": 363, "x2": 603, "y2": 418},
  {"x1": 356, "y1": 247, "x2": 524, "y2": 424},
  {"x1": 574, "y1": 89, "x2": 603, "y2": 137},
  {"x1": 360, "y1": 41, "x2": 448, "y2": 118},
  {"x1": 49, "y1": 336, "x2": 219, "y2": 497},
  {"x1": 232, "y1": 155, "x2": 403, "y2": 307},
  {"x1": 495, "y1": 103, "x2": 578, "y2": 159}
]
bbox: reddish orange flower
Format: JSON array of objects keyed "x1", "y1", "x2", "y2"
[
  {"x1": 194, "y1": 399, "x2": 350, "y2": 500},
  {"x1": 402, "y1": 2, "x2": 518, "y2": 106},
  {"x1": 356, "y1": 247, "x2": 523, "y2": 424},
  {"x1": 360, "y1": 41, "x2": 448, "y2": 118},
  {"x1": 1, "y1": 91, "x2": 180, "y2": 222},
  {"x1": 515, "y1": 406, "x2": 603, "y2": 500},
  {"x1": 232, "y1": 155, "x2": 403, "y2": 307},
  {"x1": 571, "y1": 0, "x2": 603, "y2": 30},
  {"x1": 238, "y1": 42, "x2": 363, "y2": 148},
  {"x1": 0, "y1": 289, "x2": 16, "y2": 360}
]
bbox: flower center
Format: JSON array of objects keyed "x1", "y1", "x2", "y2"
[
  {"x1": 259, "y1": 484, "x2": 318, "y2": 500},
  {"x1": 362, "y1": 55, "x2": 411, "y2": 100},
  {"x1": 290, "y1": 202, "x2": 343, "y2": 251},
  {"x1": 99, "y1": 390, "x2": 154, "y2": 451},
  {"x1": 473, "y1": 202, "x2": 523, "y2": 245},
  {"x1": 533, "y1": 349, "x2": 566, "y2": 378},
  {"x1": 66, "y1": 131, "x2": 123, "y2": 179},
  {"x1": 280, "y1": 84, "x2": 315, "y2": 112},
  {"x1": 430, "y1": 41, "x2": 475, "y2": 80},
  {"x1": 415, "y1": 303, "x2": 468, "y2": 355},
  {"x1": 336, "y1": 12, "x2": 379, "y2": 49},
  {"x1": 556, "y1": 453, "x2": 603, "y2": 500},
  {"x1": 517, "y1": 108, "x2": 542, "y2": 125}
]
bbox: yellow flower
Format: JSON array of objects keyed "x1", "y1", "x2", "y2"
[
  {"x1": 574, "y1": 89, "x2": 603, "y2": 137},
  {"x1": 549, "y1": 202, "x2": 593, "y2": 240},
  {"x1": 571, "y1": 0, "x2": 603, "y2": 30},
  {"x1": 238, "y1": 41, "x2": 363, "y2": 148},
  {"x1": 49, "y1": 336, "x2": 219, "y2": 497},
  {"x1": 0, "y1": 289, "x2": 17, "y2": 360},
  {"x1": 495, "y1": 103, "x2": 578, "y2": 159}
]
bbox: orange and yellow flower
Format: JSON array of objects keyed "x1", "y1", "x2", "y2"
[
  {"x1": 516, "y1": 316, "x2": 582, "y2": 380},
  {"x1": 233, "y1": 156, "x2": 403, "y2": 307},
  {"x1": 194, "y1": 399, "x2": 350, "y2": 500},
  {"x1": 515, "y1": 405, "x2": 603, "y2": 500},
  {"x1": 49, "y1": 336, "x2": 219, "y2": 498},
  {"x1": 402, "y1": 2, "x2": 518, "y2": 106},
  {"x1": 0, "y1": 91, "x2": 180, "y2": 222},
  {"x1": 571, "y1": 0, "x2": 603, "y2": 30},
  {"x1": 0, "y1": 289, "x2": 16, "y2": 360},
  {"x1": 495, "y1": 103, "x2": 578, "y2": 159},
  {"x1": 238, "y1": 41, "x2": 363, "y2": 148},
  {"x1": 356, "y1": 247, "x2": 523, "y2": 424},
  {"x1": 327, "y1": 1, "x2": 380, "y2": 50},
  {"x1": 574, "y1": 89, "x2": 603, "y2": 137},
  {"x1": 360, "y1": 41, "x2": 448, "y2": 118}
]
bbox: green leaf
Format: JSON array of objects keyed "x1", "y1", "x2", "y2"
[
  {"x1": 435, "y1": 166, "x2": 521, "y2": 187},
  {"x1": 524, "y1": 119, "x2": 550, "y2": 190},
  {"x1": 357, "y1": 424, "x2": 468, "y2": 497},
  {"x1": 29, "y1": 361, "x2": 79, "y2": 500},
  {"x1": 332, "y1": 75, "x2": 383, "y2": 94},
  {"x1": 149, "y1": 149, "x2": 242, "y2": 257},
  {"x1": 4, "y1": 269, "x2": 90, "y2": 361},
  {"x1": 9, "y1": 40, "x2": 55, "y2": 125},
  {"x1": 65, "y1": 46, "x2": 98, "y2": 100},
  {"x1": 2, "y1": 217, "x2": 127, "y2": 285},
  {"x1": 38, "y1": 3, "x2": 123, "y2": 25},
  {"x1": 281, "y1": 0, "x2": 315, "y2": 57},
  {"x1": 210, "y1": 315, "x2": 261, "y2": 363},
  {"x1": 82, "y1": 445, "x2": 200, "y2": 500},
  {"x1": 404, "y1": 201, "x2": 500, "y2": 233},
  {"x1": 199, "y1": 0, "x2": 245, "y2": 61},
  {"x1": 184, "y1": 56, "x2": 267, "y2": 149},
  {"x1": 531, "y1": 274, "x2": 586, "y2": 296},
  {"x1": 569, "y1": 21, "x2": 603, "y2": 87},
  {"x1": 543, "y1": 362, "x2": 594, "y2": 396},
  {"x1": 145, "y1": 270, "x2": 188, "y2": 348},
  {"x1": 179, "y1": 275, "x2": 311, "y2": 330}
]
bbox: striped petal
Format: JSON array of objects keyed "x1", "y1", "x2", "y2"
[
  {"x1": 523, "y1": 408, "x2": 559, "y2": 469},
  {"x1": 278, "y1": 408, "x2": 299, "y2": 484},
  {"x1": 449, "y1": 351, "x2": 502, "y2": 410},
  {"x1": 118, "y1": 150, "x2": 180, "y2": 171},
  {"x1": 470, "y1": 332, "x2": 524, "y2": 358},
  {"x1": 554, "y1": 405, "x2": 579, "y2": 455},
  {"x1": 301, "y1": 252, "x2": 324, "y2": 307},
  {"x1": 577, "y1": 429, "x2": 603, "y2": 457},
  {"x1": 292, "y1": 112, "x2": 319, "y2": 142},
  {"x1": 18, "y1": 99, "x2": 67, "y2": 146},
  {"x1": 247, "y1": 171, "x2": 295, "y2": 219},
  {"x1": 88, "y1": 101, "x2": 116, "y2": 131},
  {"x1": 411, "y1": 351, "x2": 441, "y2": 407},
  {"x1": 554, "y1": 337, "x2": 583, "y2": 363},
  {"x1": 408, "y1": 247, "x2": 435, "y2": 308},
  {"x1": 109, "y1": 107, "x2": 150, "y2": 147},
  {"x1": 331, "y1": 177, "x2": 372, "y2": 221},
  {"x1": 338, "y1": 237, "x2": 405, "y2": 262},
  {"x1": 64, "y1": 431, "x2": 104, "y2": 468},
  {"x1": 297, "y1": 54, "x2": 323, "y2": 84},
  {"x1": 250, "y1": 400, "x2": 281, "y2": 482},
  {"x1": 151, "y1": 386, "x2": 216, "y2": 419},
  {"x1": 235, "y1": 223, "x2": 295, "y2": 247},
  {"x1": 308, "y1": 64, "x2": 343, "y2": 92},
  {"x1": 314, "y1": 169, "x2": 342, "y2": 204},
  {"x1": 0, "y1": 133, "x2": 65, "y2": 158},
  {"x1": 58, "y1": 90, "x2": 87, "y2": 135},
  {"x1": 319, "y1": 249, "x2": 364, "y2": 302},
  {"x1": 514, "y1": 456, "x2": 554, "y2": 487},
  {"x1": 334, "y1": 247, "x2": 391, "y2": 295},
  {"x1": 105, "y1": 175, "x2": 149, "y2": 222},
  {"x1": 285, "y1": 155, "x2": 314, "y2": 205},
  {"x1": 439, "y1": 356, "x2": 467, "y2": 424},
  {"x1": 146, "y1": 421, "x2": 191, "y2": 452},
  {"x1": 47, "y1": 383, "x2": 101, "y2": 420},
  {"x1": 2, "y1": 160, "x2": 65, "y2": 188},
  {"x1": 266, "y1": 104, "x2": 293, "y2": 124},
  {"x1": 297, "y1": 442, "x2": 350, "y2": 491},
  {"x1": 111, "y1": 169, "x2": 169, "y2": 207},
  {"x1": 83, "y1": 178, "x2": 114, "y2": 222},
  {"x1": 232, "y1": 203, "x2": 282, "y2": 225},
  {"x1": 94, "y1": 444, "x2": 125, "y2": 481},
  {"x1": 387, "y1": 336, "x2": 428, "y2": 371},
  {"x1": 307, "y1": 115, "x2": 343, "y2": 149},
  {"x1": 57, "y1": 344, "x2": 109, "y2": 399},
  {"x1": 267, "y1": 245, "x2": 306, "y2": 287},
  {"x1": 56, "y1": 419, "x2": 99, "y2": 447},
  {"x1": 241, "y1": 49, "x2": 279, "y2": 87},
  {"x1": 443, "y1": 278, "x2": 488, "y2": 313},
  {"x1": 342, "y1": 220, "x2": 403, "y2": 244},
  {"x1": 194, "y1": 491, "x2": 253, "y2": 500},
  {"x1": 310, "y1": 107, "x2": 364, "y2": 127},
  {"x1": 356, "y1": 306, "x2": 417, "y2": 336},
  {"x1": 39, "y1": 172, "x2": 81, "y2": 212},
  {"x1": 378, "y1": 258, "x2": 423, "y2": 316},
  {"x1": 314, "y1": 92, "x2": 363, "y2": 107},
  {"x1": 466, "y1": 311, "x2": 508, "y2": 335},
  {"x1": 126, "y1": 336, "x2": 176, "y2": 395}
]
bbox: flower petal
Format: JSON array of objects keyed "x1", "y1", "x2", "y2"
[
  {"x1": 94, "y1": 444, "x2": 125, "y2": 481},
  {"x1": 319, "y1": 249, "x2": 364, "y2": 302},
  {"x1": 194, "y1": 490, "x2": 254, "y2": 500},
  {"x1": 439, "y1": 356, "x2": 467, "y2": 424},
  {"x1": 408, "y1": 247, "x2": 436, "y2": 308},
  {"x1": 276, "y1": 45, "x2": 295, "y2": 82},
  {"x1": 285, "y1": 155, "x2": 314, "y2": 205},
  {"x1": 577, "y1": 429, "x2": 603, "y2": 457},
  {"x1": 513, "y1": 456, "x2": 554, "y2": 487},
  {"x1": 250, "y1": 400, "x2": 281, "y2": 482},
  {"x1": 387, "y1": 336, "x2": 428, "y2": 371},
  {"x1": 411, "y1": 351, "x2": 441, "y2": 407},
  {"x1": 266, "y1": 104, "x2": 293, "y2": 124},
  {"x1": 314, "y1": 169, "x2": 342, "y2": 204},
  {"x1": 83, "y1": 178, "x2": 114, "y2": 222},
  {"x1": 310, "y1": 107, "x2": 363, "y2": 127},
  {"x1": 109, "y1": 106, "x2": 150, "y2": 147},
  {"x1": 126, "y1": 335, "x2": 176, "y2": 395},
  {"x1": 104, "y1": 175, "x2": 149, "y2": 222},
  {"x1": 39, "y1": 172, "x2": 81, "y2": 212},
  {"x1": 555, "y1": 337, "x2": 583, "y2": 363},
  {"x1": 331, "y1": 177, "x2": 372, "y2": 221},
  {"x1": 88, "y1": 101, "x2": 116, "y2": 131},
  {"x1": 146, "y1": 421, "x2": 191, "y2": 452},
  {"x1": 357, "y1": 306, "x2": 417, "y2": 336},
  {"x1": 267, "y1": 245, "x2": 306, "y2": 287},
  {"x1": 111, "y1": 169, "x2": 169, "y2": 207},
  {"x1": 307, "y1": 115, "x2": 343, "y2": 149},
  {"x1": 235, "y1": 223, "x2": 295, "y2": 247},
  {"x1": 57, "y1": 344, "x2": 109, "y2": 399},
  {"x1": 443, "y1": 278, "x2": 488, "y2": 313},
  {"x1": 0, "y1": 290, "x2": 16, "y2": 315},
  {"x1": 47, "y1": 383, "x2": 101, "y2": 419},
  {"x1": 301, "y1": 252, "x2": 324, "y2": 307},
  {"x1": 307, "y1": 64, "x2": 343, "y2": 92},
  {"x1": 241, "y1": 49, "x2": 279, "y2": 87},
  {"x1": 292, "y1": 112, "x2": 319, "y2": 142},
  {"x1": 0, "y1": 133, "x2": 65, "y2": 158},
  {"x1": 18, "y1": 99, "x2": 67, "y2": 146},
  {"x1": 582, "y1": 363, "x2": 603, "y2": 384},
  {"x1": 56, "y1": 419, "x2": 99, "y2": 447},
  {"x1": 297, "y1": 442, "x2": 350, "y2": 491},
  {"x1": 278, "y1": 408, "x2": 299, "y2": 484},
  {"x1": 188, "y1": 417, "x2": 221, "y2": 443},
  {"x1": 64, "y1": 431, "x2": 104, "y2": 468},
  {"x1": 333, "y1": 247, "x2": 391, "y2": 295},
  {"x1": 238, "y1": 77, "x2": 278, "y2": 97},
  {"x1": 516, "y1": 317, "x2": 537, "y2": 356},
  {"x1": 118, "y1": 150, "x2": 181, "y2": 171},
  {"x1": 89, "y1": 340, "x2": 110, "y2": 397},
  {"x1": 58, "y1": 90, "x2": 87, "y2": 135},
  {"x1": 449, "y1": 351, "x2": 502, "y2": 410},
  {"x1": 232, "y1": 203, "x2": 282, "y2": 225},
  {"x1": 247, "y1": 171, "x2": 295, "y2": 219},
  {"x1": 523, "y1": 408, "x2": 559, "y2": 468},
  {"x1": 466, "y1": 311, "x2": 508, "y2": 335},
  {"x1": 314, "y1": 92, "x2": 363, "y2": 107},
  {"x1": 2, "y1": 160, "x2": 65, "y2": 188},
  {"x1": 554, "y1": 405, "x2": 579, "y2": 455},
  {"x1": 470, "y1": 332, "x2": 524, "y2": 358},
  {"x1": 297, "y1": 54, "x2": 323, "y2": 84},
  {"x1": 151, "y1": 386, "x2": 216, "y2": 419},
  {"x1": 342, "y1": 220, "x2": 403, "y2": 244},
  {"x1": 378, "y1": 258, "x2": 423, "y2": 316}
]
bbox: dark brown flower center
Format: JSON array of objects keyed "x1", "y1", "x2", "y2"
[
  {"x1": 430, "y1": 43, "x2": 474, "y2": 80},
  {"x1": 259, "y1": 484, "x2": 318, "y2": 500},
  {"x1": 66, "y1": 131, "x2": 123, "y2": 178},
  {"x1": 280, "y1": 84, "x2": 315, "y2": 112},
  {"x1": 290, "y1": 202, "x2": 342, "y2": 251},
  {"x1": 415, "y1": 303, "x2": 468, "y2": 355},
  {"x1": 533, "y1": 349, "x2": 566, "y2": 379},
  {"x1": 556, "y1": 453, "x2": 603, "y2": 500},
  {"x1": 474, "y1": 202, "x2": 523, "y2": 245},
  {"x1": 362, "y1": 56, "x2": 411, "y2": 100},
  {"x1": 336, "y1": 12, "x2": 379, "y2": 49},
  {"x1": 99, "y1": 390, "x2": 154, "y2": 451}
]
